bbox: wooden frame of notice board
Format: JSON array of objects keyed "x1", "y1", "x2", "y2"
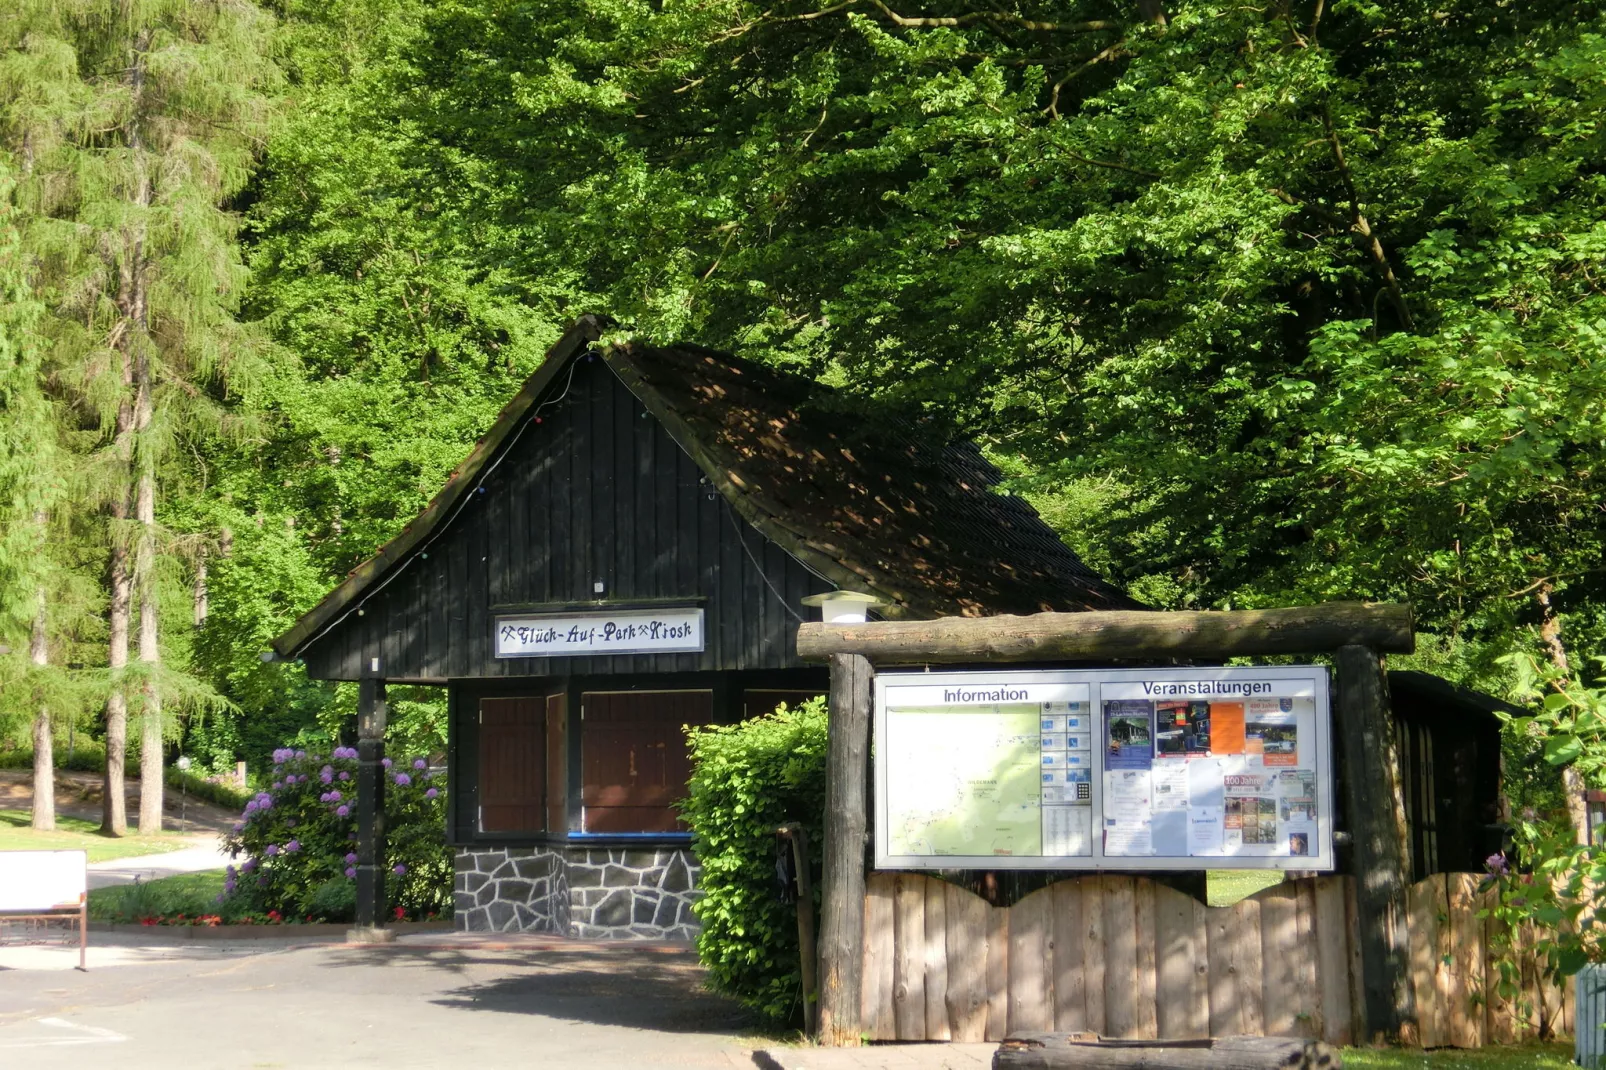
[{"x1": 872, "y1": 666, "x2": 1334, "y2": 872}]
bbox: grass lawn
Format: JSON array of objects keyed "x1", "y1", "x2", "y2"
[
  {"x1": 88, "y1": 868, "x2": 227, "y2": 922},
  {"x1": 1340, "y1": 1042, "x2": 1572, "y2": 1068},
  {"x1": 1206, "y1": 869, "x2": 1287, "y2": 906},
  {"x1": 0, "y1": 809, "x2": 192, "y2": 863}
]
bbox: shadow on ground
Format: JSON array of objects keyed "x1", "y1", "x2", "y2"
[{"x1": 324, "y1": 943, "x2": 758, "y2": 1034}]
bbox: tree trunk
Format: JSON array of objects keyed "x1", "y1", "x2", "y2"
[
  {"x1": 102, "y1": 529, "x2": 131, "y2": 836},
  {"x1": 102, "y1": 29, "x2": 151, "y2": 839},
  {"x1": 1537, "y1": 583, "x2": 1589, "y2": 844},
  {"x1": 193, "y1": 551, "x2": 208, "y2": 626},
  {"x1": 30, "y1": 580, "x2": 54, "y2": 831},
  {"x1": 136, "y1": 465, "x2": 162, "y2": 834}
]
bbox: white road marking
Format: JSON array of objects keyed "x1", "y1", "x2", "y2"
[{"x1": 0, "y1": 1017, "x2": 128, "y2": 1048}]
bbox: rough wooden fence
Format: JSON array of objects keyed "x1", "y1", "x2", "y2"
[
  {"x1": 1407, "y1": 872, "x2": 1571, "y2": 1046},
  {"x1": 860, "y1": 872, "x2": 1567, "y2": 1047}
]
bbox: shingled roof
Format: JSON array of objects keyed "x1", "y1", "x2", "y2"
[{"x1": 273, "y1": 317, "x2": 1136, "y2": 658}]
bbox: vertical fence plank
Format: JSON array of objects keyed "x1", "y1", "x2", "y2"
[
  {"x1": 1344, "y1": 876, "x2": 1369, "y2": 1045},
  {"x1": 893, "y1": 874, "x2": 927, "y2": 1041},
  {"x1": 1314, "y1": 876, "x2": 1355, "y2": 1046},
  {"x1": 1103, "y1": 877, "x2": 1139, "y2": 1039},
  {"x1": 945, "y1": 882, "x2": 989, "y2": 1042},
  {"x1": 1207, "y1": 903, "x2": 1243, "y2": 1037},
  {"x1": 1406, "y1": 874, "x2": 1439, "y2": 1048},
  {"x1": 1293, "y1": 880, "x2": 1322, "y2": 1039},
  {"x1": 1135, "y1": 879, "x2": 1159, "y2": 1039},
  {"x1": 1009, "y1": 885, "x2": 1055, "y2": 1034},
  {"x1": 861, "y1": 873, "x2": 896, "y2": 1041},
  {"x1": 1239, "y1": 894, "x2": 1266, "y2": 1036},
  {"x1": 1083, "y1": 876, "x2": 1107, "y2": 1036},
  {"x1": 1449, "y1": 873, "x2": 1486, "y2": 1047},
  {"x1": 1481, "y1": 885, "x2": 1517, "y2": 1046},
  {"x1": 1259, "y1": 884, "x2": 1300, "y2": 1036},
  {"x1": 985, "y1": 900, "x2": 1011, "y2": 1042},
  {"x1": 1155, "y1": 884, "x2": 1209, "y2": 1039},
  {"x1": 1052, "y1": 880, "x2": 1087, "y2": 1034},
  {"x1": 1520, "y1": 922, "x2": 1541, "y2": 1040},
  {"x1": 924, "y1": 877, "x2": 951, "y2": 1041},
  {"x1": 1438, "y1": 873, "x2": 1464, "y2": 1047}
]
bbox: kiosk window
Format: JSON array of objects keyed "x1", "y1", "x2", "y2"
[
  {"x1": 581, "y1": 690, "x2": 714, "y2": 833},
  {"x1": 478, "y1": 697, "x2": 549, "y2": 833}
]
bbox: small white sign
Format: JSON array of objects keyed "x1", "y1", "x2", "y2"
[
  {"x1": 494, "y1": 607, "x2": 705, "y2": 658},
  {"x1": 0, "y1": 850, "x2": 86, "y2": 911}
]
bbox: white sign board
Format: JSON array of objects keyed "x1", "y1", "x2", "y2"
[
  {"x1": 0, "y1": 850, "x2": 87, "y2": 911},
  {"x1": 874, "y1": 667, "x2": 1334, "y2": 871},
  {"x1": 494, "y1": 606, "x2": 705, "y2": 658}
]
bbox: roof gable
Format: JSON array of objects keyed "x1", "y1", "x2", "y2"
[{"x1": 273, "y1": 318, "x2": 1135, "y2": 659}]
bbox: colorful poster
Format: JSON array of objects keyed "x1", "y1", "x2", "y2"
[
  {"x1": 1104, "y1": 700, "x2": 1154, "y2": 769},
  {"x1": 1209, "y1": 701, "x2": 1246, "y2": 756}
]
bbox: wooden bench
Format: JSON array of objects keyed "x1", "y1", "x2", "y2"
[{"x1": 0, "y1": 850, "x2": 88, "y2": 969}]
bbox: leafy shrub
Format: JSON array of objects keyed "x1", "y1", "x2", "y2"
[
  {"x1": 220, "y1": 745, "x2": 451, "y2": 921},
  {"x1": 681, "y1": 698, "x2": 827, "y2": 1026},
  {"x1": 0, "y1": 739, "x2": 109, "y2": 774},
  {"x1": 165, "y1": 766, "x2": 249, "y2": 810}
]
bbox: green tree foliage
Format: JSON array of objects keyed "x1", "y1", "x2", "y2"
[
  {"x1": 681, "y1": 699, "x2": 828, "y2": 1024},
  {"x1": 261, "y1": 0, "x2": 1598, "y2": 690}
]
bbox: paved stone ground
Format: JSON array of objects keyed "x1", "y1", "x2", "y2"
[
  {"x1": 0, "y1": 931, "x2": 760, "y2": 1068},
  {"x1": 0, "y1": 930, "x2": 1001, "y2": 1069}
]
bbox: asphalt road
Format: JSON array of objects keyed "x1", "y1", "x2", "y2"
[{"x1": 0, "y1": 934, "x2": 761, "y2": 1069}]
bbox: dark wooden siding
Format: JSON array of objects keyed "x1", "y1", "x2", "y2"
[
  {"x1": 478, "y1": 697, "x2": 547, "y2": 833},
  {"x1": 580, "y1": 690, "x2": 715, "y2": 833},
  {"x1": 299, "y1": 355, "x2": 833, "y2": 681}
]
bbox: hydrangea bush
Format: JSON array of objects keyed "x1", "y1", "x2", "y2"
[{"x1": 220, "y1": 745, "x2": 452, "y2": 922}]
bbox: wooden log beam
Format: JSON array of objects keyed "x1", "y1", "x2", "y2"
[
  {"x1": 817, "y1": 653, "x2": 873, "y2": 1046},
  {"x1": 797, "y1": 603, "x2": 1412, "y2": 664},
  {"x1": 994, "y1": 1034, "x2": 1339, "y2": 1070},
  {"x1": 1332, "y1": 644, "x2": 1413, "y2": 1044}
]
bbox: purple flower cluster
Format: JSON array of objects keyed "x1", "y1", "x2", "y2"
[{"x1": 223, "y1": 743, "x2": 447, "y2": 919}]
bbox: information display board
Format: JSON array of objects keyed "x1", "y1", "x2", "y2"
[{"x1": 873, "y1": 667, "x2": 1333, "y2": 871}]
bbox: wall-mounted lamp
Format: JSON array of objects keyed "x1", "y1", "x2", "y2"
[
  {"x1": 1588, "y1": 790, "x2": 1606, "y2": 847},
  {"x1": 801, "y1": 590, "x2": 883, "y2": 625}
]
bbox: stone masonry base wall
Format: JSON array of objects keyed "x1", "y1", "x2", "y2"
[{"x1": 454, "y1": 846, "x2": 699, "y2": 940}]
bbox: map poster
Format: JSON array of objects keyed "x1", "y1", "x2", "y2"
[{"x1": 874, "y1": 667, "x2": 1333, "y2": 871}]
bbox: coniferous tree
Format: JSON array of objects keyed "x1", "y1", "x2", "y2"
[{"x1": 1, "y1": 0, "x2": 278, "y2": 833}]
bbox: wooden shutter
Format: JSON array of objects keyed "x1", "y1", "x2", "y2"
[
  {"x1": 545, "y1": 692, "x2": 567, "y2": 833},
  {"x1": 581, "y1": 690, "x2": 714, "y2": 833},
  {"x1": 479, "y1": 697, "x2": 546, "y2": 833}
]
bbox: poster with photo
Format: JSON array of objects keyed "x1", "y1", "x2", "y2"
[{"x1": 1104, "y1": 700, "x2": 1154, "y2": 769}]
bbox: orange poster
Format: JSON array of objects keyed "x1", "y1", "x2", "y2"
[{"x1": 1210, "y1": 702, "x2": 1245, "y2": 755}]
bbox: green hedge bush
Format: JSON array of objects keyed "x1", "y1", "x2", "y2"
[{"x1": 681, "y1": 698, "x2": 827, "y2": 1026}]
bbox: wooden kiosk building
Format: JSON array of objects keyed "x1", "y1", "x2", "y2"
[{"x1": 269, "y1": 316, "x2": 1134, "y2": 938}]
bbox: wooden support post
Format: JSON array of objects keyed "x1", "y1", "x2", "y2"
[
  {"x1": 817, "y1": 652, "x2": 873, "y2": 1046},
  {"x1": 1333, "y1": 643, "x2": 1413, "y2": 1042},
  {"x1": 353, "y1": 673, "x2": 390, "y2": 939}
]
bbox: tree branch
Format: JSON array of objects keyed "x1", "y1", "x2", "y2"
[
  {"x1": 1044, "y1": 40, "x2": 1125, "y2": 117},
  {"x1": 1320, "y1": 102, "x2": 1415, "y2": 331}
]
